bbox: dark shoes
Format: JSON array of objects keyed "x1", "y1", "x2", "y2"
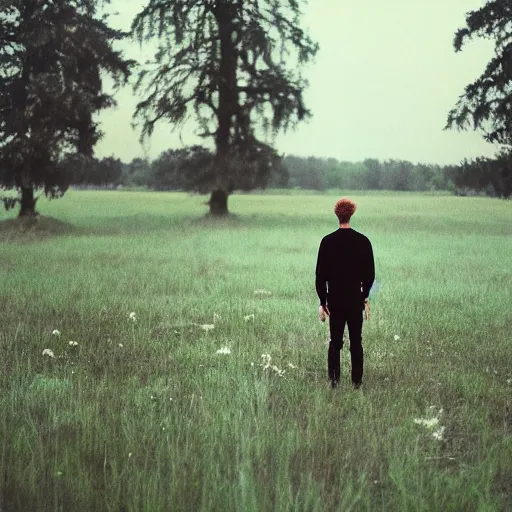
[
  {"x1": 331, "y1": 381, "x2": 362, "y2": 390},
  {"x1": 330, "y1": 380, "x2": 363, "y2": 390}
]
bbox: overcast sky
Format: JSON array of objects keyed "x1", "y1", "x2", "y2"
[{"x1": 95, "y1": 0, "x2": 497, "y2": 165}]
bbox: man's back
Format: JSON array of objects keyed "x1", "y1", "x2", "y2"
[{"x1": 316, "y1": 228, "x2": 374, "y2": 309}]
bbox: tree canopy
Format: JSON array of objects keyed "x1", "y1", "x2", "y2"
[
  {"x1": 446, "y1": 0, "x2": 512, "y2": 145},
  {"x1": 0, "y1": 0, "x2": 135, "y2": 215},
  {"x1": 131, "y1": 0, "x2": 318, "y2": 214}
]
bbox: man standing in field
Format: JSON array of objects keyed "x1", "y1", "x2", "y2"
[{"x1": 316, "y1": 198, "x2": 375, "y2": 389}]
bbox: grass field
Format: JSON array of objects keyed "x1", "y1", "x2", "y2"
[{"x1": 0, "y1": 190, "x2": 511, "y2": 511}]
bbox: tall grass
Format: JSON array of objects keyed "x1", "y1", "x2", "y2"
[{"x1": 0, "y1": 191, "x2": 511, "y2": 511}]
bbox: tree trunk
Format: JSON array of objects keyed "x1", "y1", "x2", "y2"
[
  {"x1": 209, "y1": 189, "x2": 229, "y2": 215},
  {"x1": 213, "y1": 5, "x2": 237, "y2": 209},
  {"x1": 18, "y1": 187, "x2": 38, "y2": 217}
]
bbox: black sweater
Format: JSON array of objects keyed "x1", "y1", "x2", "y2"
[{"x1": 315, "y1": 228, "x2": 375, "y2": 308}]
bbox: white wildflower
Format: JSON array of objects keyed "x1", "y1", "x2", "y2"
[
  {"x1": 507, "y1": 378, "x2": 512, "y2": 385},
  {"x1": 288, "y1": 363, "x2": 298, "y2": 369},
  {"x1": 68, "y1": 341, "x2": 78, "y2": 347},
  {"x1": 42, "y1": 349, "x2": 55, "y2": 358},
  {"x1": 432, "y1": 426, "x2": 445, "y2": 441},
  {"x1": 118, "y1": 343, "x2": 123, "y2": 348},
  {"x1": 250, "y1": 362, "x2": 255, "y2": 367},
  {"x1": 271, "y1": 365, "x2": 285, "y2": 377},
  {"x1": 215, "y1": 347, "x2": 231, "y2": 355},
  {"x1": 254, "y1": 289, "x2": 272, "y2": 296},
  {"x1": 128, "y1": 312, "x2": 136, "y2": 322},
  {"x1": 201, "y1": 324, "x2": 215, "y2": 332},
  {"x1": 261, "y1": 353, "x2": 271, "y2": 369},
  {"x1": 52, "y1": 329, "x2": 61, "y2": 337},
  {"x1": 128, "y1": 453, "x2": 132, "y2": 458},
  {"x1": 244, "y1": 314, "x2": 255, "y2": 321},
  {"x1": 394, "y1": 335, "x2": 400, "y2": 341},
  {"x1": 414, "y1": 417, "x2": 439, "y2": 429}
]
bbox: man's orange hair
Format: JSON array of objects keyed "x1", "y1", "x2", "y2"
[{"x1": 334, "y1": 197, "x2": 357, "y2": 223}]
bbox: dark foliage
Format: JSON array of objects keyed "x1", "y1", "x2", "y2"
[
  {"x1": 0, "y1": 0, "x2": 135, "y2": 215},
  {"x1": 446, "y1": 1, "x2": 512, "y2": 145},
  {"x1": 131, "y1": 0, "x2": 317, "y2": 213},
  {"x1": 449, "y1": 148, "x2": 512, "y2": 198}
]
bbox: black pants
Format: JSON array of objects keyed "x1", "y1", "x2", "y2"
[{"x1": 328, "y1": 306, "x2": 364, "y2": 385}]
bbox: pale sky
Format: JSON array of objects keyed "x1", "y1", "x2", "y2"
[{"x1": 95, "y1": 0, "x2": 498, "y2": 165}]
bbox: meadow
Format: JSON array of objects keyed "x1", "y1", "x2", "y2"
[{"x1": 0, "y1": 190, "x2": 511, "y2": 511}]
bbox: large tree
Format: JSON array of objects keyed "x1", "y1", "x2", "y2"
[
  {"x1": 445, "y1": 1, "x2": 512, "y2": 145},
  {"x1": 0, "y1": 0, "x2": 134, "y2": 216},
  {"x1": 131, "y1": 0, "x2": 318, "y2": 215}
]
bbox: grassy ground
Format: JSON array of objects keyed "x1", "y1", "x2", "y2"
[{"x1": 0, "y1": 190, "x2": 511, "y2": 511}]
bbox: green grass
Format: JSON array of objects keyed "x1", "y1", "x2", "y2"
[{"x1": 0, "y1": 190, "x2": 511, "y2": 511}]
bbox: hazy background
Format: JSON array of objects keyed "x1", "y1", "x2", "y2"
[{"x1": 95, "y1": 0, "x2": 497, "y2": 165}]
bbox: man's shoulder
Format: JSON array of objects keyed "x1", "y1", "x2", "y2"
[
  {"x1": 321, "y1": 230, "x2": 339, "y2": 243},
  {"x1": 351, "y1": 229, "x2": 372, "y2": 244}
]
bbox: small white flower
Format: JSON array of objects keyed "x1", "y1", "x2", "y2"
[
  {"x1": 394, "y1": 335, "x2": 400, "y2": 341},
  {"x1": 42, "y1": 349, "x2": 55, "y2": 358},
  {"x1": 507, "y1": 378, "x2": 512, "y2": 385},
  {"x1": 254, "y1": 289, "x2": 272, "y2": 296},
  {"x1": 288, "y1": 363, "x2": 298, "y2": 369},
  {"x1": 271, "y1": 365, "x2": 285, "y2": 377},
  {"x1": 250, "y1": 362, "x2": 255, "y2": 367},
  {"x1": 128, "y1": 312, "x2": 136, "y2": 322},
  {"x1": 128, "y1": 452, "x2": 132, "y2": 458},
  {"x1": 244, "y1": 314, "x2": 255, "y2": 321},
  {"x1": 414, "y1": 417, "x2": 439, "y2": 429},
  {"x1": 432, "y1": 426, "x2": 445, "y2": 441},
  {"x1": 52, "y1": 329, "x2": 61, "y2": 337},
  {"x1": 216, "y1": 347, "x2": 231, "y2": 355},
  {"x1": 118, "y1": 343, "x2": 123, "y2": 348},
  {"x1": 261, "y1": 353, "x2": 271, "y2": 368},
  {"x1": 201, "y1": 324, "x2": 215, "y2": 332},
  {"x1": 68, "y1": 341, "x2": 78, "y2": 347}
]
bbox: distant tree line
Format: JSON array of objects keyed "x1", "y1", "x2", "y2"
[{"x1": 62, "y1": 146, "x2": 511, "y2": 198}]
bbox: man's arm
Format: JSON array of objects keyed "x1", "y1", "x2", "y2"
[
  {"x1": 362, "y1": 239, "x2": 375, "y2": 299},
  {"x1": 315, "y1": 238, "x2": 328, "y2": 306}
]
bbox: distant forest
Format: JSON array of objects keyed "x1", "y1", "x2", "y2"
[{"x1": 66, "y1": 149, "x2": 512, "y2": 199}]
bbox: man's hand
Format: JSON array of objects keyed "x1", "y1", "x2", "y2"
[
  {"x1": 364, "y1": 299, "x2": 370, "y2": 321},
  {"x1": 319, "y1": 305, "x2": 330, "y2": 322}
]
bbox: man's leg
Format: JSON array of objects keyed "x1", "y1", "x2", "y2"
[
  {"x1": 328, "y1": 311, "x2": 346, "y2": 388},
  {"x1": 347, "y1": 309, "x2": 364, "y2": 387}
]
